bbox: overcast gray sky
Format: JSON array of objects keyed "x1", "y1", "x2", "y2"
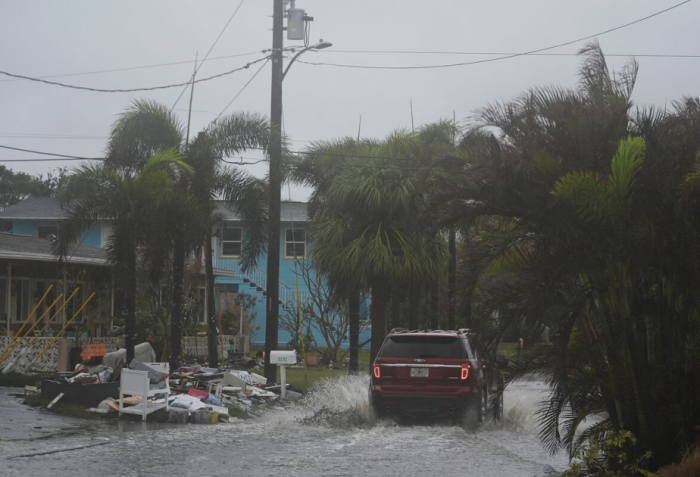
[{"x1": 1, "y1": 0, "x2": 698, "y2": 200}]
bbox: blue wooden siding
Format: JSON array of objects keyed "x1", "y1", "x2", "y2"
[
  {"x1": 215, "y1": 222, "x2": 371, "y2": 349},
  {"x1": 11, "y1": 220, "x2": 102, "y2": 248}
]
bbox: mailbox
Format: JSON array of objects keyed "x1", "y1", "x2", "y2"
[{"x1": 270, "y1": 350, "x2": 297, "y2": 366}]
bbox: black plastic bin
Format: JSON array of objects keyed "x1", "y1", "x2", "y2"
[{"x1": 41, "y1": 377, "x2": 119, "y2": 408}]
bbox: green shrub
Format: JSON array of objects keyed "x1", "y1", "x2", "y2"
[{"x1": 562, "y1": 430, "x2": 654, "y2": 477}]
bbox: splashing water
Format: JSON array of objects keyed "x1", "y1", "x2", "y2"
[
  {"x1": 301, "y1": 374, "x2": 371, "y2": 414},
  {"x1": 296, "y1": 374, "x2": 373, "y2": 429}
]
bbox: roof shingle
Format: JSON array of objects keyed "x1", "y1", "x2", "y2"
[{"x1": 0, "y1": 197, "x2": 309, "y2": 223}]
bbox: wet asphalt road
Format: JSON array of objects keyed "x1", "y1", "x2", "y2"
[{"x1": 0, "y1": 376, "x2": 569, "y2": 477}]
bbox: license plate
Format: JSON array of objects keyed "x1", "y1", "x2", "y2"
[{"x1": 410, "y1": 367, "x2": 429, "y2": 377}]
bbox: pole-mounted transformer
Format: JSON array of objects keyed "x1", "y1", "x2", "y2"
[{"x1": 284, "y1": 0, "x2": 314, "y2": 42}]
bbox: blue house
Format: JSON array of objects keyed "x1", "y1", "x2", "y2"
[
  {"x1": 0, "y1": 197, "x2": 110, "y2": 337},
  {"x1": 0, "y1": 197, "x2": 370, "y2": 350}
]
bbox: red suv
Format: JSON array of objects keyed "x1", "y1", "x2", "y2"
[{"x1": 369, "y1": 328, "x2": 505, "y2": 424}]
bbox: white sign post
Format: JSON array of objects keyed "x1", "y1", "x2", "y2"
[{"x1": 269, "y1": 350, "x2": 297, "y2": 400}]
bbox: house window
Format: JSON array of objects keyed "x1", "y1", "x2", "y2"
[
  {"x1": 37, "y1": 225, "x2": 58, "y2": 239},
  {"x1": 221, "y1": 227, "x2": 242, "y2": 257},
  {"x1": 285, "y1": 228, "x2": 306, "y2": 259},
  {"x1": 11, "y1": 278, "x2": 30, "y2": 323},
  {"x1": 65, "y1": 283, "x2": 85, "y2": 323}
]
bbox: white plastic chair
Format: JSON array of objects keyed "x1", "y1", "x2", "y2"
[{"x1": 119, "y1": 363, "x2": 170, "y2": 421}]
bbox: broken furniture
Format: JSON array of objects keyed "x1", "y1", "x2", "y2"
[
  {"x1": 41, "y1": 376, "x2": 119, "y2": 407},
  {"x1": 119, "y1": 362, "x2": 170, "y2": 421}
]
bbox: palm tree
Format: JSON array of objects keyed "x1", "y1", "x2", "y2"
[
  {"x1": 299, "y1": 133, "x2": 448, "y2": 366},
  {"x1": 186, "y1": 119, "x2": 269, "y2": 368},
  {"x1": 427, "y1": 43, "x2": 700, "y2": 467},
  {"x1": 55, "y1": 150, "x2": 193, "y2": 362},
  {"x1": 105, "y1": 101, "x2": 269, "y2": 368},
  {"x1": 293, "y1": 138, "x2": 377, "y2": 373}
]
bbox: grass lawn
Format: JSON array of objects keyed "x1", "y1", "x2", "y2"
[
  {"x1": 497, "y1": 342, "x2": 520, "y2": 360},
  {"x1": 280, "y1": 350, "x2": 371, "y2": 393}
]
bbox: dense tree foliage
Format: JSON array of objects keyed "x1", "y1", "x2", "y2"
[
  {"x1": 425, "y1": 42, "x2": 700, "y2": 467},
  {"x1": 0, "y1": 166, "x2": 66, "y2": 212}
]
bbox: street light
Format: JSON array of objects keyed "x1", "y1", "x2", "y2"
[{"x1": 282, "y1": 41, "x2": 333, "y2": 80}]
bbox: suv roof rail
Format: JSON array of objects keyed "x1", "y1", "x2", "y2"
[{"x1": 387, "y1": 328, "x2": 475, "y2": 335}]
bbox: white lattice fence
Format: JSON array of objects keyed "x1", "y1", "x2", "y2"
[
  {"x1": 2, "y1": 335, "x2": 230, "y2": 372},
  {"x1": 182, "y1": 335, "x2": 233, "y2": 360},
  {"x1": 0, "y1": 337, "x2": 121, "y2": 372},
  {"x1": 1, "y1": 337, "x2": 60, "y2": 372}
]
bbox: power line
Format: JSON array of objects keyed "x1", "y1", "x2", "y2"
[
  {"x1": 0, "y1": 51, "x2": 262, "y2": 84},
  {"x1": 2, "y1": 48, "x2": 695, "y2": 88},
  {"x1": 171, "y1": 0, "x2": 247, "y2": 110},
  {"x1": 215, "y1": 58, "x2": 270, "y2": 120},
  {"x1": 324, "y1": 50, "x2": 700, "y2": 59},
  {"x1": 0, "y1": 135, "x2": 107, "y2": 141},
  {"x1": 0, "y1": 158, "x2": 102, "y2": 163},
  {"x1": 0, "y1": 144, "x2": 102, "y2": 160},
  {"x1": 0, "y1": 56, "x2": 269, "y2": 93},
  {"x1": 296, "y1": 0, "x2": 693, "y2": 70}
]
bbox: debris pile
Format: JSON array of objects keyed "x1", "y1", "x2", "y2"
[{"x1": 168, "y1": 366, "x2": 286, "y2": 418}]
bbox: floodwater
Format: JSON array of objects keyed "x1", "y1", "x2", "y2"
[{"x1": 0, "y1": 375, "x2": 569, "y2": 477}]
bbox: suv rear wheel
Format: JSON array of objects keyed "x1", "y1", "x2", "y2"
[{"x1": 462, "y1": 388, "x2": 486, "y2": 427}]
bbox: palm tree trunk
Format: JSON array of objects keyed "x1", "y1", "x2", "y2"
[
  {"x1": 447, "y1": 226, "x2": 456, "y2": 330},
  {"x1": 658, "y1": 299, "x2": 687, "y2": 450},
  {"x1": 370, "y1": 283, "x2": 389, "y2": 367},
  {"x1": 204, "y1": 231, "x2": 219, "y2": 368},
  {"x1": 125, "y1": 249, "x2": 137, "y2": 363},
  {"x1": 617, "y1": 264, "x2": 668, "y2": 463},
  {"x1": 408, "y1": 288, "x2": 419, "y2": 330},
  {"x1": 348, "y1": 290, "x2": 360, "y2": 375},
  {"x1": 169, "y1": 236, "x2": 185, "y2": 369},
  {"x1": 390, "y1": 292, "x2": 400, "y2": 329},
  {"x1": 430, "y1": 284, "x2": 439, "y2": 330}
]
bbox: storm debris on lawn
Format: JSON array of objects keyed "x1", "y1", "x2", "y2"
[{"x1": 168, "y1": 365, "x2": 301, "y2": 419}]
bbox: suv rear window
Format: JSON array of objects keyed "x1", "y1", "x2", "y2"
[{"x1": 379, "y1": 336, "x2": 465, "y2": 359}]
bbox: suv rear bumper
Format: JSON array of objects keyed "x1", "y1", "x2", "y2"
[{"x1": 370, "y1": 386, "x2": 480, "y2": 416}]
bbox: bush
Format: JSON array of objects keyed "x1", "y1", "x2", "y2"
[{"x1": 562, "y1": 430, "x2": 654, "y2": 477}]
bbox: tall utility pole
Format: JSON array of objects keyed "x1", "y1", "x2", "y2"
[{"x1": 265, "y1": 0, "x2": 284, "y2": 382}]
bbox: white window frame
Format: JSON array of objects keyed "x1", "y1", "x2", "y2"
[
  {"x1": 64, "y1": 281, "x2": 86, "y2": 323},
  {"x1": 284, "y1": 228, "x2": 307, "y2": 259},
  {"x1": 10, "y1": 277, "x2": 30, "y2": 323},
  {"x1": 220, "y1": 226, "x2": 243, "y2": 258}
]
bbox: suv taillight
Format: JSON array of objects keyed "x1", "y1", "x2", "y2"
[
  {"x1": 373, "y1": 365, "x2": 380, "y2": 378},
  {"x1": 461, "y1": 363, "x2": 471, "y2": 380}
]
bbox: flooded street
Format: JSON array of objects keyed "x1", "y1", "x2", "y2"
[{"x1": 0, "y1": 376, "x2": 569, "y2": 477}]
